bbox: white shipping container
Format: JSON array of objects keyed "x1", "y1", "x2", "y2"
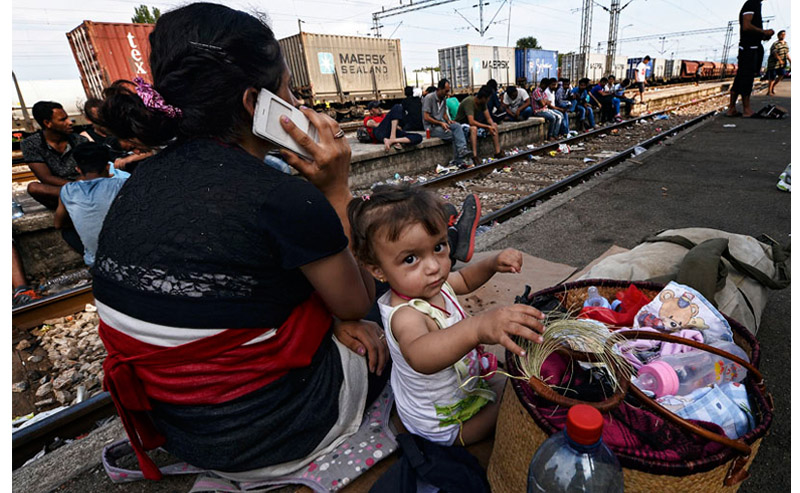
[
  {"x1": 279, "y1": 32, "x2": 405, "y2": 105},
  {"x1": 652, "y1": 58, "x2": 667, "y2": 80},
  {"x1": 438, "y1": 45, "x2": 515, "y2": 92},
  {"x1": 561, "y1": 53, "x2": 629, "y2": 82}
]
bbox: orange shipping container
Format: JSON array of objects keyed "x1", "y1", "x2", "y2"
[{"x1": 66, "y1": 21, "x2": 155, "y2": 100}]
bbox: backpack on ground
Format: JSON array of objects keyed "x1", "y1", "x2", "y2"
[
  {"x1": 357, "y1": 126, "x2": 374, "y2": 143},
  {"x1": 578, "y1": 228, "x2": 790, "y2": 334}
]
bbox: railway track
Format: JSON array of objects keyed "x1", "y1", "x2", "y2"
[{"x1": 356, "y1": 87, "x2": 758, "y2": 227}]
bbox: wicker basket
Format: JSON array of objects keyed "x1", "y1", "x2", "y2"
[{"x1": 487, "y1": 279, "x2": 773, "y2": 493}]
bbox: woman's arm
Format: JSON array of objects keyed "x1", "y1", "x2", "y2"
[{"x1": 300, "y1": 248, "x2": 372, "y2": 320}]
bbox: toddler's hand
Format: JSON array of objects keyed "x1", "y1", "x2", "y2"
[
  {"x1": 474, "y1": 304, "x2": 545, "y2": 357},
  {"x1": 494, "y1": 248, "x2": 523, "y2": 274}
]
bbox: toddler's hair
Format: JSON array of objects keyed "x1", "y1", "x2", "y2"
[{"x1": 348, "y1": 184, "x2": 448, "y2": 266}]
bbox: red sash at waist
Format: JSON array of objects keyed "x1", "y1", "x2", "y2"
[{"x1": 98, "y1": 292, "x2": 332, "y2": 480}]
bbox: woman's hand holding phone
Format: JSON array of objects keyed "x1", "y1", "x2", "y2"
[{"x1": 279, "y1": 107, "x2": 351, "y2": 198}]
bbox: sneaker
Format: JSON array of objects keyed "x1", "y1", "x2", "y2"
[
  {"x1": 453, "y1": 194, "x2": 482, "y2": 262},
  {"x1": 777, "y1": 178, "x2": 791, "y2": 192},
  {"x1": 443, "y1": 202, "x2": 458, "y2": 227},
  {"x1": 13, "y1": 286, "x2": 41, "y2": 308}
]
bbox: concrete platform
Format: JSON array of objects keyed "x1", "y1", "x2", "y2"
[
  {"x1": 347, "y1": 116, "x2": 549, "y2": 190},
  {"x1": 631, "y1": 80, "x2": 733, "y2": 115},
  {"x1": 13, "y1": 82, "x2": 789, "y2": 493}
]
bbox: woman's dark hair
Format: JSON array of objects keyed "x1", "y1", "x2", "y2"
[
  {"x1": 347, "y1": 184, "x2": 447, "y2": 267},
  {"x1": 72, "y1": 142, "x2": 111, "y2": 175},
  {"x1": 99, "y1": 3, "x2": 285, "y2": 147}
]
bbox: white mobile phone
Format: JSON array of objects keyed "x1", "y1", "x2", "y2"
[{"x1": 252, "y1": 88, "x2": 318, "y2": 161}]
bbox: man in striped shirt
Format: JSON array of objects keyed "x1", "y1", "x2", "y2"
[{"x1": 767, "y1": 30, "x2": 790, "y2": 96}]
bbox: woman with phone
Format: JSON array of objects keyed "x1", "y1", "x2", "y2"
[{"x1": 93, "y1": 3, "x2": 388, "y2": 481}]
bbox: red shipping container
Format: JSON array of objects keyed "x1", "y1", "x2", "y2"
[{"x1": 67, "y1": 21, "x2": 155, "y2": 100}]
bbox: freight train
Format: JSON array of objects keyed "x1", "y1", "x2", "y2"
[{"x1": 25, "y1": 21, "x2": 737, "y2": 130}]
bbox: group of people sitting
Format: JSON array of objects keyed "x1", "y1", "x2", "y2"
[
  {"x1": 360, "y1": 74, "x2": 639, "y2": 167},
  {"x1": 13, "y1": 97, "x2": 156, "y2": 306}
]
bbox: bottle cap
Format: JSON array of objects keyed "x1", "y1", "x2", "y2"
[
  {"x1": 638, "y1": 360, "x2": 679, "y2": 397},
  {"x1": 566, "y1": 404, "x2": 604, "y2": 445}
]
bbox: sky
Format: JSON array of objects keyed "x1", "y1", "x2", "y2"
[{"x1": 9, "y1": 0, "x2": 794, "y2": 82}]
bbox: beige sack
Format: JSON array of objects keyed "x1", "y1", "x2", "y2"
[{"x1": 578, "y1": 228, "x2": 790, "y2": 334}]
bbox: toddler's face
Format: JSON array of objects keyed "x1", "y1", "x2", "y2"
[{"x1": 370, "y1": 222, "x2": 450, "y2": 300}]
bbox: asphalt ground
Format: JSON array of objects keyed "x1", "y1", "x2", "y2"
[{"x1": 12, "y1": 82, "x2": 792, "y2": 493}]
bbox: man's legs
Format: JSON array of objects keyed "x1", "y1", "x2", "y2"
[
  {"x1": 449, "y1": 122, "x2": 469, "y2": 160},
  {"x1": 468, "y1": 125, "x2": 479, "y2": 160},
  {"x1": 26, "y1": 182, "x2": 60, "y2": 210},
  {"x1": 12, "y1": 242, "x2": 41, "y2": 307},
  {"x1": 612, "y1": 97, "x2": 621, "y2": 118},
  {"x1": 558, "y1": 110, "x2": 569, "y2": 135},
  {"x1": 519, "y1": 106, "x2": 533, "y2": 120},
  {"x1": 490, "y1": 122, "x2": 501, "y2": 155}
]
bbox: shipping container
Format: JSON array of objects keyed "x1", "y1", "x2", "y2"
[
  {"x1": 438, "y1": 45, "x2": 515, "y2": 93},
  {"x1": 664, "y1": 59, "x2": 682, "y2": 81},
  {"x1": 67, "y1": 21, "x2": 155, "y2": 100},
  {"x1": 514, "y1": 49, "x2": 558, "y2": 86},
  {"x1": 627, "y1": 57, "x2": 654, "y2": 81},
  {"x1": 279, "y1": 32, "x2": 405, "y2": 105},
  {"x1": 560, "y1": 53, "x2": 628, "y2": 83}
]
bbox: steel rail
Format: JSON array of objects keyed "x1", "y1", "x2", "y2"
[
  {"x1": 12, "y1": 285, "x2": 95, "y2": 331},
  {"x1": 12, "y1": 392, "x2": 115, "y2": 470},
  {"x1": 478, "y1": 110, "x2": 717, "y2": 226}
]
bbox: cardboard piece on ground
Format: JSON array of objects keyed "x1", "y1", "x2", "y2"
[
  {"x1": 456, "y1": 250, "x2": 577, "y2": 317},
  {"x1": 456, "y1": 251, "x2": 577, "y2": 367},
  {"x1": 565, "y1": 245, "x2": 630, "y2": 282}
]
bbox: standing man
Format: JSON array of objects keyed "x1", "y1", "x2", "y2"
[
  {"x1": 727, "y1": 0, "x2": 774, "y2": 117},
  {"x1": 635, "y1": 56, "x2": 651, "y2": 104},
  {"x1": 422, "y1": 79, "x2": 470, "y2": 165},
  {"x1": 21, "y1": 101, "x2": 88, "y2": 209},
  {"x1": 454, "y1": 85, "x2": 503, "y2": 166},
  {"x1": 767, "y1": 30, "x2": 790, "y2": 95}
]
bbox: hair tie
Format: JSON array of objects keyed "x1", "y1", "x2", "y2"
[
  {"x1": 133, "y1": 77, "x2": 182, "y2": 119},
  {"x1": 361, "y1": 194, "x2": 371, "y2": 201}
]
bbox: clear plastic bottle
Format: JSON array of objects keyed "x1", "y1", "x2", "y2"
[
  {"x1": 633, "y1": 341, "x2": 749, "y2": 398},
  {"x1": 12, "y1": 200, "x2": 24, "y2": 219},
  {"x1": 527, "y1": 404, "x2": 624, "y2": 492},
  {"x1": 584, "y1": 286, "x2": 611, "y2": 309}
]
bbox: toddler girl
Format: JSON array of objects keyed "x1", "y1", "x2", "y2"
[{"x1": 348, "y1": 185, "x2": 545, "y2": 446}]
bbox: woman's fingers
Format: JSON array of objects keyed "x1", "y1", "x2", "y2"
[{"x1": 279, "y1": 112, "x2": 323, "y2": 158}]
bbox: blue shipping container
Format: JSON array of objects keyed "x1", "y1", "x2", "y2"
[
  {"x1": 627, "y1": 57, "x2": 653, "y2": 81},
  {"x1": 515, "y1": 49, "x2": 559, "y2": 86}
]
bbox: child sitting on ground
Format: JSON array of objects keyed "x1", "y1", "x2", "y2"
[
  {"x1": 54, "y1": 142, "x2": 129, "y2": 267},
  {"x1": 348, "y1": 185, "x2": 545, "y2": 446}
]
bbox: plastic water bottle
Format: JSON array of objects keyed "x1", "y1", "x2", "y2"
[
  {"x1": 12, "y1": 200, "x2": 24, "y2": 219},
  {"x1": 584, "y1": 286, "x2": 611, "y2": 309},
  {"x1": 527, "y1": 404, "x2": 624, "y2": 492},
  {"x1": 633, "y1": 341, "x2": 749, "y2": 398}
]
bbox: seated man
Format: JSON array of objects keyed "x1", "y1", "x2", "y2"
[
  {"x1": 475, "y1": 79, "x2": 506, "y2": 124},
  {"x1": 590, "y1": 77, "x2": 616, "y2": 123},
  {"x1": 454, "y1": 85, "x2": 503, "y2": 166},
  {"x1": 555, "y1": 78, "x2": 580, "y2": 128},
  {"x1": 501, "y1": 85, "x2": 533, "y2": 121},
  {"x1": 400, "y1": 86, "x2": 424, "y2": 132},
  {"x1": 54, "y1": 142, "x2": 129, "y2": 267},
  {"x1": 545, "y1": 78, "x2": 570, "y2": 135},
  {"x1": 363, "y1": 101, "x2": 423, "y2": 151},
  {"x1": 571, "y1": 78, "x2": 596, "y2": 131},
  {"x1": 21, "y1": 101, "x2": 88, "y2": 210},
  {"x1": 422, "y1": 78, "x2": 470, "y2": 165},
  {"x1": 446, "y1": 95, "x2": 460, "y2": 120},
  {"x1": 609, "y1": 76, "x2": 635, "y2": 117},
  {"x1": 531, "y1": 78, "x2": 564, "y2": 141}
]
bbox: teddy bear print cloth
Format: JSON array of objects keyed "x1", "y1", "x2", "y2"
[{"x1": 616, "y1": 281, "x2": 734, "y2": 369}]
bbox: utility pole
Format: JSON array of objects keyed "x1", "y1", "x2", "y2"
[
  {"x1": 579, "y1": 0, "x2": 593, "y2": 80},
  {"x1": 720, "y1": 20, "x2": 736, "y2": 78},
  {"x1": 604, "y1": 0, "x2": 635, "y2": 78},
  {"x1": 12, "y1": 71, "x2": 33, "y2": 132}
]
